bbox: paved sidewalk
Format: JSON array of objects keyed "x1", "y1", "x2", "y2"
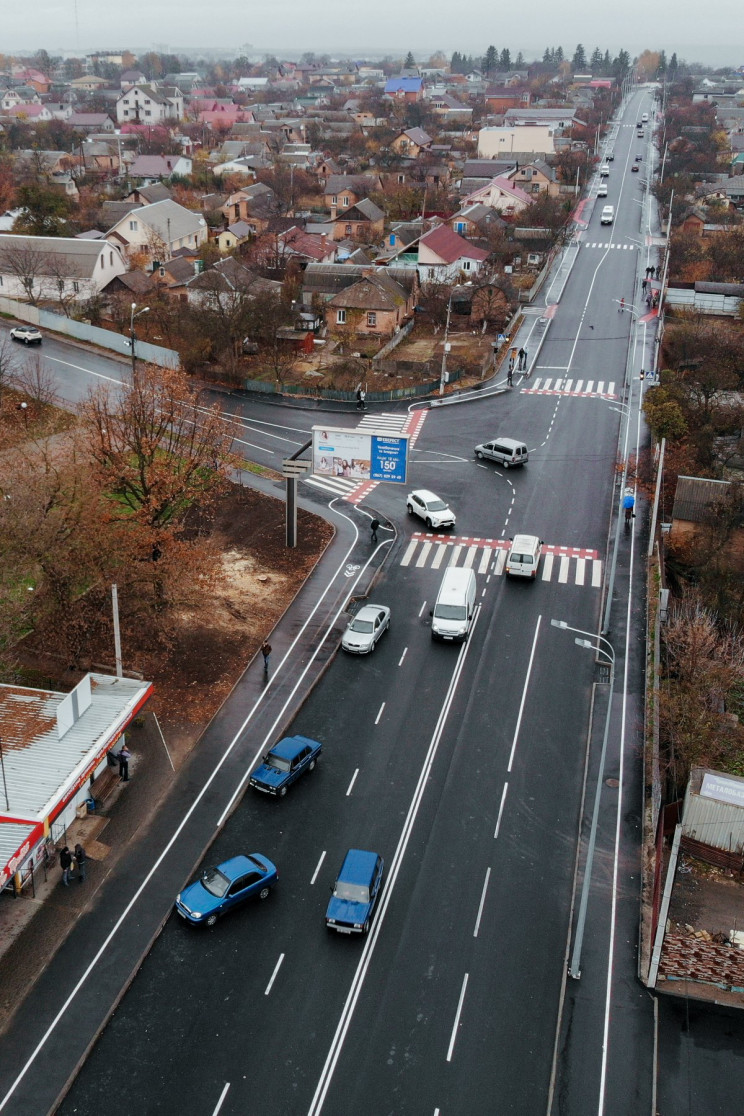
[{"x1": 0, "y1": 491, "x2": 393, "y2": 1116}]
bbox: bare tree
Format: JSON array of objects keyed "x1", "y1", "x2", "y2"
[
  {"x1": 13, "y1": 353, "x2": 59, "y2": 406},
  {"x1": 0, "y1": 241, "x2": 50, "y2": 305},
  {"x1": 0, "y1": 335, "x2": 18, "y2": 409}
]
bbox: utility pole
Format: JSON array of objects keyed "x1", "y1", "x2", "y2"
[
  {"x1": 439, "y1": 293, "x2": 452, "y2": 396},
  {"x1": 0, "y1": 735, "x2": 9, "y2": 810},
  {"x1": 129, "y1": 301, "x2": 150, "y2": 380}
]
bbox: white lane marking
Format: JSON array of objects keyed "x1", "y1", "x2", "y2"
[
  {"x1": 398, "y1": 647, "x2": 408, "y2": 667},
  {"x1": 446, "y1": 973, "x2": 469, "y2": 1063},
  {"x1": 493, "y1": 549, "x2": 507, "y2": 576},
  {"x1": 575, "y1": 558, "x2": 586, "y2": 586},
  {"x1": 478, "y1": 548, "x2": 491, "y2": 575},
  {"x1": 401, "y1": 540, "x2": 418, "y2": 567},
  {"x1": 575, "y1": 380, "x2": 584, "y2": 393},
  {"x1": 542, "y1": 553, "x2": 554, "y2": 581},
  {"x1": 212, "y1": 1082, "x2": 230, "y2": 1115},
  {"x1": 418, "y1": 600, "x2": 428, "y2": 618},
  {"x1": 46, "y1": 355, "x2": 125, "y2": 386},
  {"x1": 463, "y1": 545, "x2": 478, "y2": 570},
  {"x1": 558, "y1": 556, "x2": 570, "y2": 583},
  {"x1": 311, "y1": 851, "x2": 326, "y2": 886},
  {"x1": 494, "y1": 782, "x2": 509, "y2": 838},
  {"x1": 597, "y1": 381, "x2": 605, "y2": 395},
  {"x1": 473, "y1": 868, "x2": 492, "y2": 938},
  {"x1": 448, "y1": 545, "x2": 463, "y2": 567},
  {"x1": 592, "y1": 560, "x2": 602, "y2": 587},
  {"x1": 481, "y1": 587, "x2": 487, "y2": 598},
  {"x1": 416, "y1": 542, "x2": 432, "y2": 568},
  {"x1": 507, "y1": 616, "x2": 542, "y2": 773},
  {"x1": 307, "y1": 607, "x2": 483, "y2": 1116},
  {"x1": 432, "y1": 545, "x2": 446, "y2": 569},
  {"x1": 608, "y1": 382, "x2": 616, "y2": 395},
  {"x1": 543, "y1": 378, "x2": 552, "y2": 391},
  {"x1": 586, "y1": 381, "x2": 595, "y2": 393},
  {"x1": 375, "y1": 702, "x2": 385, "y2": 725},
  {"x1": 346, "y1": 769, "x2": 359, "y2": 797},
  {"x1": 264, "y1": 954, "x2": 285, "y2": 996}
]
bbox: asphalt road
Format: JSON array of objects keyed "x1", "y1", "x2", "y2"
[{"x1": 9, "y1": 88, "x2": 743, "y2": 1116}]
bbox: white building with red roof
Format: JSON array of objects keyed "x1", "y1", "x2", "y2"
[
  {"x1": 417, "y1": 225, "x2": 490, "y2": 283},
  {"x1": 462, "y1": 176, "x2": 533, "y2": 215}
]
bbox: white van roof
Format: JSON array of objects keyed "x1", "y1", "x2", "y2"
[
  {"x1": 437, "y1": 566, "x2": 475, "y2": 601},
  {"x1": 510, "y1": 534, "x2": 540, "y2": 551}
]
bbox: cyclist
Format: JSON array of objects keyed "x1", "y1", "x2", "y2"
[{"x1": 619, "y1": 297, "x2": 625, "y2": 313}]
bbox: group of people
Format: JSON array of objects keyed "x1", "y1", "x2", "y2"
[
  {"x1": 507, "y1": 347, "x2": 529, "y2": 386},
  {"x1": 59, "y1": 844, "x2": 87, "y2": 886}
]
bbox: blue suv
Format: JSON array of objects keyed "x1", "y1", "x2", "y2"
[
  {"x1": 250, "y1": 735, "x2": 322, "y2": 797},
  {"x1": 326, "y1": 849, "x2": 384, "y2": 935}
]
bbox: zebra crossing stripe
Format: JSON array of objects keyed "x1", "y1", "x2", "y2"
[
  {"x1": 542, "y1": 553, "x2": 553, "y2": 581},
  {"x1": 575, "y1": 380, "x2": 584, "y2": 392},
  {"x1": 478, "y1": 548, "x2": 491, "y2": 575},
  {"x1": 586, "y1": 381, "x2": 594, "y2": 393},
  {"x1": 493, "y1": 549, "x2": 507, "y2": 576},
  {"x1": 449, "y1": 544, "x2": 463, "y2": 567},
  {"x1": 558, "y1": 555, "x2": 570, "y2": 583},
  {"x1": 592, "y1": 560, "x2": 602, "y2": 587},
  {"x1": 401, "y1": 539, "x2": 418, "y2": 567},
  {"x1": 576, "y1": 557, "x2": 586, "y2": 586},
  {"x1": 416, "y1": 542, "x2": 432, "y2": 568},
  {"x1": 432, "y1": 545, "x2": 446, "y2": 569},
  {"x1": 463, "y1": 546, "x2": 478, "y2": 569}
]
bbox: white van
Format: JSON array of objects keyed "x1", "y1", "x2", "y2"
[
  {"x1": 505, "y1": 535, "x2": 543, "y2": 579},
  {"x1": 431, "y1": 567, "x2": 477, "y2": 642},
  {"x1": 642, "y1": 112, "x2": 649, "y2": 122},
  {"x1": 599, "y1": 164, "x2": 610, "y2": 177},
  {"x1": 474, "y1": 437, "x2": 528, "y2": 468},
  {"x1": 600, "y1": 205, "x2": 614, "y2": 225}
]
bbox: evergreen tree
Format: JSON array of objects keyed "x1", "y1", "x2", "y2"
[
  {"x1": 572, "y1": 44, "x2": 587, "y2": 70},
  {"x1": 658, "y1": 50, "x2": 667, "y2": 74},
  {"x1": 404, "y1": 51, "x2": 415, "y2": 68},
  {"x1": 603, "y1": 49, "x2": 611, "y2": 73},
  {"x1": 483, "y1": 45, "x2": 498, "y2": 75},
  {"x1": 590, "y1": 47, "x2": 603, "y2": 72},
  {"x1": 515, "y1": 51, "x2": 524, "y2": 67},
  {"x1": 543, "y1": 47, "x2": 553, "y2": 65},
  {"x1": 451, "y1": 51, "x2": 461, "y2": 72},
  {"x1": 669, "y1": 51, "x2": 678, "y2": 74},
  {"x1": 612, "y1": 49, "x2": 631, "y2": 76},
  {"x1": 499, "y1": 47, "x2": 511, "y2": 70},
  {"x1": 555, "y1": 46, "x2": 564, "y2": 63}
]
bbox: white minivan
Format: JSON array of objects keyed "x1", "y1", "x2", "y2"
[
  {"x1": 505, "y1": 535, "x2": 543, "y2": 579},
  {"x1": 601, "y1": 205, "x2": 614, "y2": 225},
  {"x1": 599, "y1": 164, "x2": 610, "y2": 177},
  {"x1": 431, "y1": 567, "x2": 477, "y2": 642}
]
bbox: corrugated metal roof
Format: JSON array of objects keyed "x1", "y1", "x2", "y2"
[
  {"x1": 672, "y1": 475, "x2": 731, "y2": 523},
  {"x1": 0, "y1": 821, "x2": 38, "y2": 869},
  {"x1": 0, "y1": 673, "x2": 151, "y2": 820},
  {"x1": 683, "y1": 767, "x2": 744, "y2": 855}
]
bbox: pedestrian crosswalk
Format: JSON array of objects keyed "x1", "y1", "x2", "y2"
[
  {"x1": 303, "y1": 410, "x2": 428, "y2": 502},
  {"x1": 521, "y1": 377, "x2": 617, "y2": 398},
  {"x1": 400, "y1": 533, "x2": 603, "y2": 588},
  {"x1": 583, "y1": 243, "x2": 637, "y2": 250}
]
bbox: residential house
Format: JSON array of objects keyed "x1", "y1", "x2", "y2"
[
  {"x1": 79, "y1": 141, "x2": 120, "y2": 175},
  {"x1": 417, "y1": 225, "x2": 490, "y2": 283},
  {"x1": 384, "y1": 77, "x2": 424, "y2": 102},
  {"x1": 128, "y1": 154, "x2": 193, "y2": 180},
  {"x1": 323, "y1": 174, "x2": 382, "y2": 216},
  {"x1": 671, "y1": 477, "x2": 744, "y2": 564},
  {"x1": 1, "y1": 87, "x2": 40, "y2": 111},
  {"x1": 428, "y1": 93, "x2": 472, "y2": 124},
  {"x1": 277, "y1": 227, "x2": 337, "y2": 266},
  {"x1": 449, "y1": 204, "x2": 506, "y2": 241},
  {"x1": 105, "y1": 199, "x2": 208, "y2": 266},
  {"x1": 504, "y1": 107, "x2": 580, "y2": 129},
  {"x1": 67, "y1": 112, "x2": 115, "y2": 133},
  {"x1": 120, "y1": 70, "x2": 147, "y2": 89},
  {"x1": 211, "y1": 157, "x2": 259, "y2": 179},
  {"x1": 3, "y1": 104, "x2": 53, "y2": 122},
  {"x1": 116, "y1": 83, "x2": 183, "y2": 125},
  {"x1": 325, "y1": 269, "x2": 419, "y2": 341},
  {"x1": 462, "y1": 176, "x2": 533, "y2": 215},
  {"x1": 391, "y1": 127, "x2": 433, "y2": 158},
  {"x1": 11, "y1": 68, "x2": 52, "y2": 95},
  {"x1": 221, "y1": 184, "x2": 278, "y2": 232},
  {"x1": 459, "y1": 159, "x2": 517, "y2": 196},
  {"x1": 185, "y1": 255, "x2": 281, "y2": 309},
  {"x1": 506, "y1": 160, "x2": 559, "y2": 197},
  {"x1": 331, "y1": 198, "x2": 385, "y2": 243},
  {"x1": 154, "y1": 254, "x2": 201, "y2": 297},
  {"x1": 216, "y1": 220, "x2": 254, "y2": 252},
  {"x1": 724, "y1": 176, "x2": 744, "y2": 206},
  {"x1": 0, "y1": 235, "x2": 127, "y2": 300},
  {"x1": 68, "y1": 75, "x2": 109, "y2": 93},
  {"x1": 127, "y1": 183, "x2": 173, "y2": 206}
]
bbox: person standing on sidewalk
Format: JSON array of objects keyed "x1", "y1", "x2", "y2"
[
  {"x1": 356, "y1": 387, "x2": 366, "y2": 411},
  {"x1": 261, "y1": 641, "x2": 272, "y2": 674},
  {"x1": 118, "y1": 744, "x2": 131, "y2": 782},
  {"x1": 74, "y1": 844, "x2": 87, "y2": 883},
  {"x1": 517, "y1": 347, "x2": 526, "y2": 371},
  {"x1": 60, "y1": 846, "x2": 72, "y2": 886}
]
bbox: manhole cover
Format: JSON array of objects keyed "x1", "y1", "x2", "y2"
[{"x1": 606, "y1": 778, "x2": 620, "y2": 788}]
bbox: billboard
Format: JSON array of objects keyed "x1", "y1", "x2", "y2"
[{"x1": 312, "y1": 426, "x2": 409, "y2": 484}]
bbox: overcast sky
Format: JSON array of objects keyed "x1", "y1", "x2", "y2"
[{"x1": 5, "y1": 0, "x2": 742, "y2": 67}]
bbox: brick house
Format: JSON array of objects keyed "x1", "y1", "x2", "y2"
[
  {"x1": 325, "y1": 269, "x2": 419, "y2": 340},
  {"x1": 331, "y1": 198, "x2": 385, "y2": 242}
]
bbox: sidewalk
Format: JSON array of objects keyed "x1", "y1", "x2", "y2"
[{"x1": 0, "y1": 492, "x2": 392, "y2": 1116}]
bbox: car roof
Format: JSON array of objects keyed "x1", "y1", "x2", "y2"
[
  {"x1": 338, "y1": 848, "x2": 380, "y2": 882},
  {"x1": 214, "y1": 853, "x2": 265, "y2": 880},
  {"x1": 354, "y1": 603, "x2": 386, "y2": 619},
  {"x1": 511, "y1": 533, "x2": 540, "y2": 548},
  {"x1": 411, "y1": 488, "x2": 442, "y2": 502},
  {"x1": 269, "y1": 734, "x2": 320, "y2": 760}
]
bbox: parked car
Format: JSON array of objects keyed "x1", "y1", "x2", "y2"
[
  {"x1": 9, "y1": 325, "x2": 42, "y2": 345},
  {"x1": 599, "y1": 164, "x2": 610, "y2": 177},
  {"x1": 250, "y1": 735, "x2": 321, "y2": 797},
  {"x1": 597, "y1": 183, "x2": 608, "y2": 197},
  {"x1": 326, "y1": 849, "x2": 384, "y2": 935},
  {"x1": 631, "y1": 165, "x2": 639, "y2": 173},
  {"x1": 175, "y1": 853, "x2": 277, "y2": 926},
  {"x1": 342, "y1": 604, "x2": 390, "y2": 654},
  {"x1": 406, "y1": 489, "x2": 455, "y2": 530}
]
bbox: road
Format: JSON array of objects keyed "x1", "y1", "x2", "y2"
[{"x1": 5, "y1": 89, "x2": 742, "y2": 1116}]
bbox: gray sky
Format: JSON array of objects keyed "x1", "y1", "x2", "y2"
[{"x1": 6, "y1": 0, "x2": 743, "y2": 67}]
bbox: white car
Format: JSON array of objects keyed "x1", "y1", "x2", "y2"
[
  {"x1": 406, "y1": 489, "x2": 456, "y2": 530},
  {"x1": 597, "y1": 183, "x2": 608, "y2": 197},
  {"x1": 599, "y1": 164, "x2": 610, "y2": 177},
  {"x1": 10, "y1": 325, "x2": 42, "y2": 345},
  {"x1": 341, "y1": 604, "x2": 391, "y2": 654}
]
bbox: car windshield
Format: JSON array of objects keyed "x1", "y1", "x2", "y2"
[
  {"x1": 201, "y1": 866, "x2": 231, "y2": 897},
  {"x1": 335, "y1": 882, "x2": 370, "y2": 903},
  {"x1": 426, "y1": 499, "x2": 447, "y2": 512},
  {"x1": 511, "y1": 554, "x2": 533, "y2": 564},
  {"x1": 434, "y1": 604, "x2": 467, "y2": 620},
  {"x1": 266, "y1": 751, "x2": 291, "y2": 772},
  {"x1": 349, "y1": 618, "x2": 374, "y2": 633}
]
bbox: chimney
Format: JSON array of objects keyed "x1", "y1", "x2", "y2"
[{"x1": 330, "y1": 205, "x2": 337, "y2": 220}]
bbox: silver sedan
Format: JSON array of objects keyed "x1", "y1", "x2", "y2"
[{"x1": 341, "y1": 604, "x2": 391, "y2": 654}]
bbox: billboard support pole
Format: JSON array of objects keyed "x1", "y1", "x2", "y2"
[{"x1": 286, "y1": 476, "x2": 297, "y2": 548}]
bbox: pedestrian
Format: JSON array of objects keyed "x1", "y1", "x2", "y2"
[
  {"x1": 356, "y1": 387, "x2": 366, "y2": 411},
  {"x1": 521, "y1": 348, "x2": 528, "y2": 371},
  {"x1": 641, "y1": 279, "x2": 647, "y2": 293},
  {"x1": 508, "y1": 355, "x2": 515, "y2": 374},
  {"x1": 652, "y1": 292, "x2": 659, "y2": 309},
  {"x1": 118, "y1": 744, "x2": 131, "y2": 782},
  {"x1": 74, "y1": 843, "x2": 87, "y2": 883},
  {"x1": 518, "y1": 347, "x2": 526, "y2": 370},
  {"x1": 60, "y1": 846, "x2": 72, "y2": 886},
  {"x1": 261, "y1": 641, "x2": 272, "y2": 673},
  {"x1": 507, "y1": 366, "x2": 513, "y2": 387},
  {"x1": 370, "y1": 517, "x2": 380, "y2": 543},
  {"x1": 646, "y1": 294, "x2": 652, "y2": 308}
]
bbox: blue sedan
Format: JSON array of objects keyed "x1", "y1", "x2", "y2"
[
  {"x1": 249, "y1": 735, "x2": 322, "y2": 797},
  {"x1": 175, "y1": 854, "x2": 277, "y2": 927}
]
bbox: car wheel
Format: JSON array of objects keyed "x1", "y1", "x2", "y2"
[
  {"x1": 308, "y1": 757, "x2": 317, "y2": 771},
  {"x1": 425, "y1": 517, "x2": 432, "y2": 528},
  {"x1": 503, "y1": 460, "x2": 510, "y2": 469},
  {"x1": 406, "y1": 504, "x2": 413, "y2": 516},
  {"x1": 259, "y1": 886, "x2": 271, "y2": 900},
  {"x1": 278, "y1": 785, "x2": 288, "y2": 798},
  {"x1": 206, "y1": 913, "x2": 218, "y2": 927},
  {"x1": 363, "y1": 919, "x2": 370, "y2": 934},
  {"x1": 475, "y1": 451, "x2": 484, "y2": 459},
  {"x1": 24, "y1": 338, "x2": 31, "y2": 345}
]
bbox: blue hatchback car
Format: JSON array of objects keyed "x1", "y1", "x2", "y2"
[
  {"x1": 175, "y1": 853, "x2": 277, "y2": 927},
  {"x1": 326, "y1": 849, "x2": 384, "y2": 935},
  {"x1": 249, "y1": 734, "x2": 322, "y2": 797}
]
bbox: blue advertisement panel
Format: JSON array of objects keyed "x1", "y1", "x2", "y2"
[
  {"x1": 370, "y1": 434, "x2": 408, "y2": 483},
  {"x1": 312, "y1": 427, "x2": 408, "y2": 484}
]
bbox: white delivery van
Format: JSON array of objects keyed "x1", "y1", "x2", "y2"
[
  {"x1": 642, "y1": 112, "x2": 649, "y2": 122},
  {"x1": 431, "y1": 567, "x2": 477, "y2": 642},
  {"x1": 601, "y1": 205, "x2": 614, "y2": 225},
  {"x1": 505, "y1": 535, "x2": 543, "y2": 579}
]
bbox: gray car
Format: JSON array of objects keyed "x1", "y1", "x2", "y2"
[{"x1": 341, "y1": 604, "x2": 391, "y2": 654}]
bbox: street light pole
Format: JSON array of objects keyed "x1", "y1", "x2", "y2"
[
  {"x1": 439, "y1": 293, "x2": 452, "y2": 396},
  {"x1": 551, "y1": 619, "x2": 616, "y2": 980},
  {"x1": 129, "y1": 301, "x2": 150, "y2": 380}
]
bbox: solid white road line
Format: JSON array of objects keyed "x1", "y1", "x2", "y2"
[
  {"x1": 264, "y1": 954, "x2": 284, "y2": 996},
  {"x1": 345, "y1": 770, "x2": 359, "y2": 797},
  {"x1": 310, "y1": 851, "x2": 326, "y2": 885},
  {"x1": 212, "y1": 1082, "x2": 230, "y2": 1115},
  {"x1": 375, "y1": 702, "x2": 385, "y2": 725},
  {"x1": 46, "y1": 355, "x2": 124, "y2": 386},
  {"x1": 473, "y1": 868, "x2": 492, "y2": 938},
  {"x1": 398, "y1": 648, "x2": 408, "y2": 667},
  {"x1": 494, "y1": 782, "x2": 509, "y2": 839},
  {"x1": 507, "y1": 616, "x2": 542, "y2": 773},
  {"x1": 446, "y1": 973, "x2": 469, "y2": 1063}
]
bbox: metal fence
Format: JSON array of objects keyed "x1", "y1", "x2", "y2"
[{"x1": 241, "y1": 375, "x2": 453, "y2": 402}]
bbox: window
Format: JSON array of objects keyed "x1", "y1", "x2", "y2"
[
  {"x1": 455, "y1": 222, "x2": 465, "y2": 233},
  {"x1": 100, "y1": 256, "x2": 104, "y2": 268},
  {"x1": 397, "y1": 174, "x2": 405, "y2": 184},
  {"x1": 331, "y1": 194, "x2": 337, "y2": 204},
  {"x1": 342, "y1": 196, "x2": 349, "y2": 206},
  {"x1": 145, "y1": 110, "x2": 151, "y2": 117},
  {"x1": 428, "y1": 268, "x2": 436, "y2": 279},
  {"x1": 110, "y1": 252, "x2": 113, "y2": 266},
  {"x1": 345, "y1": 224, "x2": 352, "y2": 235},
  {"x1": 367, "y1": 312, "x2": 377, "y2": 327},
  {"x1": 72, "y1": 281, "x2": 79, "y2": 293},
  {"x1": 336, "y1": 309, "x2": 346, "y2": 324},
  {"x1": 463, "y1": 260, "x2": 472, "y2": 271},
  {"x1": 129, "y1": 220, "x2": 138, "y2": 231}
]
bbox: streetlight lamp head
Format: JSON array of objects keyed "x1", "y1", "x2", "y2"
[
  {"x1": 550, "y1": 619, "x2": 568, "y2": 629},
  {"x1": 575, "y1": 638, "x2": 594, "y2": 649}
]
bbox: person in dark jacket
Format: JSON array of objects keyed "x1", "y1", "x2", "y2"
[
  {"x1": 74, "y1": 844, "x2": 87, "y2": 883},
  {"x1": 60, "y1": 846, "x2": 72, "y2": 886},
  {"x1": 118, "y1": 745, "x2": 131, "y2": 781}
]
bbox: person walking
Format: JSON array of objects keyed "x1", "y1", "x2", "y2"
[
  {"x1": 60, "y1": 846, "x2": 72, "y2": 886},
  {"x1": 356, "y1": 387, "x2": 366, "y2": 411},
  {"x1": 370, "y1": 517, "x2": 380, "y2": 544},
  {"x1": 261, "y1": 641, "x2": 272, "y2": 674},
  {"x1": 518, "y1": 347, "x2": 526, "y2": 371},
  {"x1": 118, "y1": 744, "x2": 131, "y2": 782},
  {"x1": 623, "y1": 489, "x2": 636, "y2": 526},
  {"x1": 641, "y1": 278, "x2": 647, "y2": 293},
  {"x1": 74, "y1": 843, "x2": 87, "y2": 883},
  {"x1": 507, "y1": 366, "x2": 513, "y2": 387}
]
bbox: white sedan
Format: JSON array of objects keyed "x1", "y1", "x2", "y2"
[{"x1": 341, "y1": 604, "x2": 391, "y2": 654}]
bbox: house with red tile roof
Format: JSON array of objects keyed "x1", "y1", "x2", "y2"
[
  {"x1": 417, "y1": 225, "x2": 490, "y2": 283},
  {"x1": 461, "y1": 176, "x2": 533, "y2": 215}
]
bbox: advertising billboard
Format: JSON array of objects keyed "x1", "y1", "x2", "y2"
[{"x1": 312, "y1": 426, "x2": 408, "y2": 484}]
